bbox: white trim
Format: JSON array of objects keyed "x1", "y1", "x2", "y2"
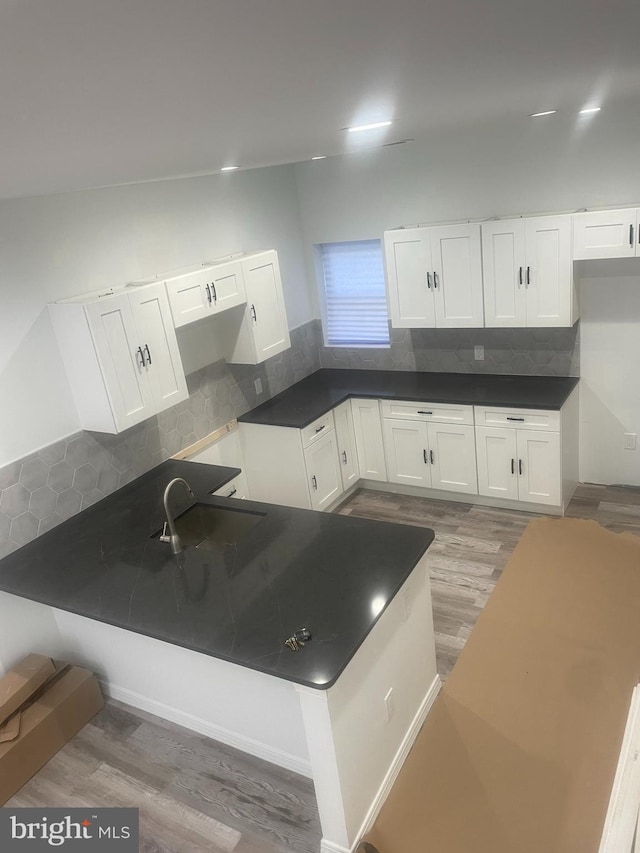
[
  {"x1": 359, "y1": 478, "x2": 563, "y2": 515},
  {"x1": 352, "y1": 674, "x2": 441, "y2": 848},
  {"x1": 599, "y1": 685, "x2": 640, "y2": 853},
  {"x1": 102, "y1": 681, "x2": 313, "y2": 779},
  {"x1": 320, "y1": 841, "x2": 350, "y2": 853}
]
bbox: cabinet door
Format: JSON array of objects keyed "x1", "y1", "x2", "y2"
[
  {"x1": 243, "y1": 251, "x2": 291, "y2": 362},
  {"x1": 209, "y1": 260, "x2": 247, "y2": 312},
  {"x1": 427, "y1": 423, "x2": 478, "y2": 495},
  {"x1": 165, "y1": 268, "x2": 212, "y2": 328},
  {"x1": 516, "y1": 429, "x2": 561, "y2": 506},
  {"x1": 129, "y1": 284, "x2": 188, "y2": 412},
  {"x1": 430, "y1": 223, "x2": 484, "y2": 328},
  {"x1": 333, "y1": 400, "x2": 359, "y2": 490},
  {"x1": 304, "y1": 430, "x2": 343, "y2": 511},
  {"x1": 382, "y1": 419, "x2": 431, "y2": 488},
  {"x1": 351, "y1": 399, "x2": 387, "y2": 482},
  {"x1": 85, "y1": 294, "x2": 154, "y2": 431},
  {"x1": 524, "y1": 215, "x2": 572, "y2": 327},
  {"x1": 475, "y1": 426, "x2": 519, "y2": 501},
  {"x1": 481, "y1": 219, "x2": 527, "y2": 328},
  {"x1": 573, "y1": 209, "x2": 638, "y2": 260},
  {"x1": 384, "y1": 228, "x2": 435, "y2": 328}
]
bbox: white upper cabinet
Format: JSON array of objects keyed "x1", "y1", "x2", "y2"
[
  {"x1": 51, "y1": 282, "x2": 188, "y2": 434},
  {"x1": 385, "y1": 224, "x2": 483, "y2": 329},
  {"x1": 165, "y1": 259, "x2": 246, "y2": 327},
  {"x1": 384, "y1": 228, "x2": 435, "y2": 327},
  {"x1": 430, "y1": 223, "x2": 484, "y2": 328},
  {"x1": 482, "y1": 215, "x2": 575, "y2": 328},
  {"x1": 573, "y1": 208, "x2": 640, "y2": 260},
  {"x1": 219, "y1": 251, "x2": 291, "y2": 365}
]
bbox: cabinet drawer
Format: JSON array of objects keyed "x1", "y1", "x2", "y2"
[
  {"x1": 300, "y1": 411, "x2": 335, "y2": 448},
  {"x1": 210, "y1": 472, "x2": 249, "y2": 500},
  {"x1": 380, "y1": 400, "x2": 474, "y2": 426},
  {"x1": 474, "y1": 406, "x2": 560, "y2": 432}
]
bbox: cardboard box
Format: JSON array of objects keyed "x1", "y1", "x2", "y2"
[
  {"x1": 362, "y1": 518, "x2": 640, "y2": 853},
  {"x1": 0, "y1": 657, "x2": 104, "y2": 805}
]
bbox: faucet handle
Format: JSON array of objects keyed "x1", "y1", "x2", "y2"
[{"x1": 159, "y1": 521, "x2": 171, "y2": 543}]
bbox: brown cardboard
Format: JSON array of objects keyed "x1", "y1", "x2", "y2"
[
  {"x1": 363, "y1": 518, "x2": 640, "y2": 853},
  {"x1": 0, "y1": 653, "x2": 56, "y2": 726},
  {"x1": 0, "y1": 663, "x2": 104, "y2": 804}
]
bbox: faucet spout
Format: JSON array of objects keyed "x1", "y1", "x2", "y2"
[{"x1": 162, "y1": 477, "x2": 195, "y2": 555}]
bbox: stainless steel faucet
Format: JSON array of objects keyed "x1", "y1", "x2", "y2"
[{"x1": 160, "y1": 477, "x2": 195, "y2": 555}]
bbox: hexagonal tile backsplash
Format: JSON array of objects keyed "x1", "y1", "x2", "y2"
[{"x1": 0, "y1": 318, "x2": 579, "y2": 559}]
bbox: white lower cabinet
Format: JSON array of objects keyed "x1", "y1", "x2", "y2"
[
  {"x1": 351, "y1": 398, "x2": 387, "y2": 481},
  {"x1": 333, "y1": 400, "x2": 359, "y2": 490},
  {"x1": 303, "y1": 430, "x2": 343, "y2": 511},
  {"x1": 383, "y1": 417, "x2": 477, "y2": 494},
  {"x1": 238, "y1": 412, "x2": 345, "y2": 512},
  {"x1": 211, "y1": 472, "x2": 250, "y2": 500},
  {"x1": 50, "y1": 282, "x2": 188, "y2": 434},
  {"x1": 476, "y1": 423, "x2": 561, "y2": 506}
]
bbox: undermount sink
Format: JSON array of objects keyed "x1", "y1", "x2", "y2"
[{"x1": 151, "y1": 503, "x2": 266, "y2": 552}]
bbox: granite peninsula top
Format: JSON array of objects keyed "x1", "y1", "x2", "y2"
[
  {"x1": 238, "y1": 369, "x2": 580, "y2": 429},
  {"x1": 0, "y1": 460, "x2": 434, "y2": 689}
]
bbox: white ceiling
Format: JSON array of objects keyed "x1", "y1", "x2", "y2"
[{"x1": 2, "y1": 0, "x2": 640, "y2": 200}]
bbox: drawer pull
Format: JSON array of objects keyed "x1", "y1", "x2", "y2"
[
  {"x1": 144, "y1": 344, "x2": 152, "y2": 365},
  {"x1": 205, "y1": 283, "x2": 212, "y2": 304},
  {"x1": 630, "y1": 224, "x2": 634, "y2": 247},
  {"x1": 423, "y1": 449, "x2": 428, "y2": 464},
  {"x1": 315, "y1": 425, "x2": 326, "y2": 433},
  {"x1": 227, "y1": 487, "x2": 237, "y2": 497},
  {"x1": 518, "y1": 266, "x2": 523, "y2": 287},
  {"x1": 342, "y1": 450, "x2": 347, "y2": 464},
  {"x1": 311, "y1": 475, "x2": 318, "y2": 490},
  {"x1": 430, "y1": 449, "x2": 435, "y2": 465},
  {"x1": 519, "y1": 459, "x2": 523, "y2": 476},
  {"x1": 511, "y1": 458, "x2": 515, "y2": 475},
  {"x1": 506, "y1": 417, "x2": 525, "y2": 422},
  {"x1": 426, "y1": 272, "x2": 432, "y2": 289},
  {"x1": 136, "y1": 346, "x2": 145, "y2": 367},
  {"x1": 417, "y1": 410, "x2": 433, "y2": 415}
]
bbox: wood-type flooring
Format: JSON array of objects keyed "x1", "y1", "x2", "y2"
[{"x1": 7, "y1": 483, "x2": 640, "y2": 852}]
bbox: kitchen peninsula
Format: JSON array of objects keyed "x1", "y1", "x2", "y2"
[{"x1": 0, "y1": 459, "x2": 438, "y2": 853}]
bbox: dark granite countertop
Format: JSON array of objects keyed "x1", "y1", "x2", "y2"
[
  {"x1": 0, "y1": 459, "x2": 433, "y2": 689},
  {"x1": 238, "y1": 369, "x2": 580, "y2": 429}
]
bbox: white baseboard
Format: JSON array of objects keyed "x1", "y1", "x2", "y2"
[
  {"x1": 599, "y1": 684, "x2": 640, "y2": 853},
  {"x1": 320, "y1": 840, "x2": 350, "y2": 853},
  {"x1": 351, "y1": 674, "x2": 442, "y2": 849},
  {"x1": 102, "y1": 681, "x2": 313, "y2": 779}
]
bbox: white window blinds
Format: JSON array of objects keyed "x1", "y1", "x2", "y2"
[{"x1": 319, "y1": 240, "x2": 390, "y2": 347}]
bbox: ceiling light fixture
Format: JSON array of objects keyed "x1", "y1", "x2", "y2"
[
  {"x1": 311, "y1": 155, "x2": 326, "y2": 160},
  {"x1": 347, "y1": 120, "x2": 392, "y2": 133},
  {"x1": 579, "y1": 107, "x2": 601, "y2": 115},
  {"x1": 220, "y1": 165, "x2": 239, "y2": 171},
  {"x1": 529, "y1": 110, "x2": 557, "y2": 117}
]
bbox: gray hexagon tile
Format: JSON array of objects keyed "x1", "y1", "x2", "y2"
[
  {"x1": 97, "y1": 465, "x2": 120, "y2": 496},
  {"x1": 65, "y1": 435, "x2": 91, "y2": 467},
  {"x1": 38, "y1": 440, "x2": 67, "y2": 467},
  {"x1": 1, "y1": 483, "x2": 30, "y2": 518},
  {"x1": 57, "y1": 488, "x2": 82, "y2": 520},
  {"x1": 73, "y1": 463, "x2": 99, "y2": 493},
  {"x1": 10, "y1": 512, "x2": 40, "y2": 547},
  {"x1": 39, "y1": 513, "x2": 64, "y2": 536},
  {"x1": 0, "y1": 461, "x2": 22, "y2": 491},
  {"x1": 48, "y1": 460, "x2": 74, "y2": 493},
  {"x1": 29, "y1": 485, "x2": 58, "y2": 520}
]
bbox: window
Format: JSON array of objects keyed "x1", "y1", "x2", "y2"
[{"x1": 319, "y1": 239, "x2": 390, "y2": 347}]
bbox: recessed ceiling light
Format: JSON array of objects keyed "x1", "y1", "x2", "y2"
[
  {"x1": 529, "y1": 110, "x2": 557, "y2": 117},
  {"x1": 347, "y1": 120, "x2": 392, "y2": 133},
  {"x1": 311, "y1": 155, "x2": 326, "y2": 160},
  {"x1": 220, "y1": 165, "x2": 239, "y2": 172},
  {"x1": 579, "y1": 107, "x2": 601, "y2": 115}
]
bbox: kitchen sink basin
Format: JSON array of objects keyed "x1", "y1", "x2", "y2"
[{"x1": 151, "y1": 503, "x2": 265, "y2": 552}]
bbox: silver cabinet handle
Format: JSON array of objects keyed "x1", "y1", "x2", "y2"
[
  {"x1": 211, "y1": 283, "x2": 217, "y2": 302},
  {"x1": 423, "y1": 449, "x2": 428, "y2": 464},
  {"x1": 136, "y1": 346, "x2": 145, "y2": 367},
  {"x1": 511, "y1": 458, "x2": 515, "y2": 475},
  {"x1": 311, "y1": 475, "x2": 318, "y2": 490},
  {"x1": 519, "y1": 459, "x2": 523, "y2": 476},
  {"x1": 630, "y1": 224, "x2": 634, "y2": 247},
  {"x1": 433, "y1": 271, "x2": 438, "y2": 289},
  {"x1": 426, "y1": 272, "x2": 432, "y2": 289},
  {"x1": 315, "y1": 425, "x2": 325, "y2": 433},
  {"x1": 430, "y1": 449, "x2": 435, "y2": 464},
  {"x1": 342, "y1": 451, "x2": 347, "y2": 464},
  {"x1": 417, "y1": 410, "x2": 433, "y2": 415},
  {"x1": 144, "y1": 344, "x2": 152, "y2": 365},
  {"x1": 518, "y1": 266, "x2": 523, "y2": 287},
  {"x1": 526, "y1": 266, "x2": 531, "y2": 286},
  {"x1": 205, "y1": 283, "x2": 212, "y2": 304},
  {"x1": 250, "y1": 304, "x2": 257, "y2": 322},
  {"x1": 506, "y1": 417, "x2": 525, "y2": 422}
]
